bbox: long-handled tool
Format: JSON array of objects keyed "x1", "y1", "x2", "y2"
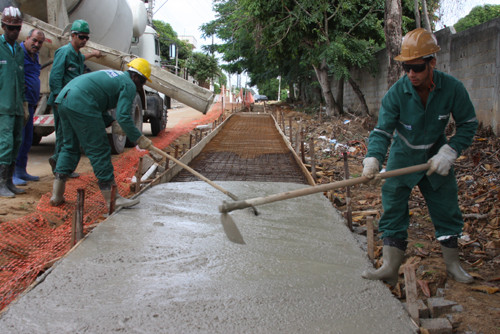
[
  {"x1": 219, "y1": 163, "x2": 430, "y2": 214},
  {"x1": 148, "y1": 145, "x2": 257, "y2": 244}
]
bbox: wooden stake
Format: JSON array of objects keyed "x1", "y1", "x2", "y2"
[
  {"x1": 404, "y1": 264, "x2": 420, "y2": 325},
  {"x1": 175, "y1": 145, "x2": 179, "y2": 159},
  {"x1": 288, "y1": 117, "x2": 293, "y2": 146},
  {"x1": 309, "y1": 137, "x2": 316, "y2": 180},
  {"x1": 319, "y1": 104, "x2": 322, "y2": 123},
  {"x1": 71, "y1": 188, "x2": 85, "y2": 245},
  {"x1": 134, "y1": 157, "x2": 143, "y2": 194},
  {"x1": 189, "y1": 133, "x2": 193, "y2": 149},
  {"x1": 343, "y1": 152, "x2": 353, "y2": 231},
  {"x1": 109, "y1": 184, "x2": 117, "y2": 215},
  {"x1": 366, "y1": 216, "x2": 375, "y2": 261},
  {"x1": 300, "y1": 129, "x2": 305, "y2": 163},
  {"x1": 281, "y1": 111, "x2": 285, "y2": 132}
]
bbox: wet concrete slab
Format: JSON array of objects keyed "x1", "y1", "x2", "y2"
[{"x1": 0, "y1": 181, "x2": 417, "y2": 333}]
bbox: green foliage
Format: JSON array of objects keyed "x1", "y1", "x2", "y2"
[
  {"x1": 454, "y1": 5, "x2": 500, "y2": 32},
  {"x1": 257, "y1": 78, "x2": 280, "y2": 100},
  {"x1": 153, "y1": 20, "x2": 193, "y2": 67},
  {"x1": 187, "y1": 52, "x2": 221, "y2": 84}
]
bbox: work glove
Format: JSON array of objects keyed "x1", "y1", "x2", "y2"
[
  {"x1": 136, "y1": 135, "x2": 153, "y2": 150},
  {"x1": 111, "y1": 121, "x2": 126, "y2": 136},
  {"x1": 427, "y1": 144, "x2": 457, "y2": 176},
  {"x1": 23, "y1": 102, "x2": 29, "y2": 126},
  {"x1": 362, "y1": 157, "x2": 381, "y2": 186}
]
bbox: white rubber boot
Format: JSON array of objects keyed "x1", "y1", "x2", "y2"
[
  {"x1": 99, "y1": 182, "x2": 139, "y2": 210},
  {"x1": 50, "y1": 174, "x2": 67, "y2": 206},
  {"x1": 441, "y1": 245, "x2": 474, "y2": 284},
  {"x1": 362, "y1": 245, "x2": 405, "y2": 286}
]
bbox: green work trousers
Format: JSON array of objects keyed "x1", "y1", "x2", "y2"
[
  {"x1": 379, "y1": 172, "x2": 463, "y2": 240},
  {"x1": 0, "y1": 114, "x2": 23, "y2": 165},
  {"x1": 51, "y1": 105, "x2": 64, "y2": 162},
  {"x1": 55, "y1": 103, "x2": 114, "y2": 183}
]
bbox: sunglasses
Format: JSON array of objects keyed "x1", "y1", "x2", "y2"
[
  {"x1": 4, "y1": 25, "x2": 21, "y2": 31},
  {"x1": 402, "y1": 62, "x2": 427, "y2": 73},
  {"x1": 77, "y1": 34, "x2": 89, "y2": 41}
]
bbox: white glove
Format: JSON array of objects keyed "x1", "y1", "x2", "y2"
[
  {"x1": 136, "y1": 135, "x2": 153, "y2": 150},
  {"x1": 362, "y1": 157, "x2": 379, "y2": 178},
  {"x1": 427, "y1": 144, "x2": 457, "y2": 176},
  {"x1": 111, "y1": 121, "x2": 126, "y2": 136},
  {"x1": 23, "y1": 102, "x2": 29, "y2": 125}
]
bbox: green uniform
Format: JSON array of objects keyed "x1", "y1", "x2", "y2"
[
  {"x1": 367, "y1": 70, "x2": 477, "y2": 240},
  {"x1": 48, "y1": 42, "x2": 85, "y2": 162},
  {"x1": 0, "y1": 35, "x2": 25, "y2": 165},
  {"x1": 54, "y1": 70, "x2": 142, "y2": 183}
]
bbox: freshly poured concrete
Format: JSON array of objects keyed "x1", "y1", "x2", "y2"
[{"x1": 0, "y1": 182, "x2": 416, "y2": 333}]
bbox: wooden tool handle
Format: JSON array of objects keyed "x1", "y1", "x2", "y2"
[{"x1": 219, "y1": 163, "x2": 430, "y2": 213}]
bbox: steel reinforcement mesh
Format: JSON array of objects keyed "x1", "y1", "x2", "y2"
[
  {"x1": 172, "y1": 113, "x2": 309, "y2": 184},
  {"x1": 0, "y1": 101, "x2": 225, "y2": 311}
]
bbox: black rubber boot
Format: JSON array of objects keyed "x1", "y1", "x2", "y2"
[
  {"x1": 6, "y1": 163, "x2": 25, "y2": 194},
  {"x1": 0, "y1": 164, "x2": 15, "y2": 198},
  {"x1": 50, "y1": 173, "x2": 68, "y2": 206},
  {"x1": 440, "y1": 237, "x2": 474, "y2": 284},
  {"x1": 362, "y1": 238, "x2": 407, "y2": 286},
  {"x1": 98, "y1": 181, "x2": 139, "y2": 210}
]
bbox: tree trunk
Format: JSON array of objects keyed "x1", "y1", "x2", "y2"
[
  {"x1": 421, "y1": 0, "x2": 432, "y2": 31},
  {"x1": 336, "y1": 77, "x2": 344, "y2": 115},
  {"x1": 348, "y1": 77, "x2": 370, "y2": 116},
  {"x1": 313, "y1": 60, "x2": 339, "y2": 116},
  {"x1": 385, "y1": 0, "x2": 403, "y2": 89},
  {"x1": 414, "y1": 0, "x2": 421, "y2": 28}
]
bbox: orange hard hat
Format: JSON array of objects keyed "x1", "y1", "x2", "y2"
[
  {"x1": 395, "y1": 28, "x2": 440, "y2": 62},
  {"x1": 1, "y1": 6, "x2": 22, "y2": 26}
]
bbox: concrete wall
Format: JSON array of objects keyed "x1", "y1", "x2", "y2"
[{"x1": 338, "y1": 18, "x2": 500, "y2": 135}]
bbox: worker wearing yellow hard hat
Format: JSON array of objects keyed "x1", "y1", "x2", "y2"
[
  {"x1": 49, "y1": 58, "x2": 153, "y2": 211},
  {"x1": 362, "y1": 28, "x2": 478, "y2": 286}
]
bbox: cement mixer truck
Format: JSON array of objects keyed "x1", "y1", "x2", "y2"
[{"x1": 0, "y1": 0, "x2": 214, "y2": 153}]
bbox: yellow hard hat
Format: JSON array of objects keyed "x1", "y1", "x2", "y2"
[
  {"x1": 127, "y1": 58, "x2": 151, "y2": 82},
  {"x1": 394, "y1": 28, "x2": 441, "y2": 62}
]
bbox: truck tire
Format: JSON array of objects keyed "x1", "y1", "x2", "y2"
[
  {"x1": 125, "y1": 93, "x2": 144, "y2": 147},
  {"x1": 32, "y1": 133, "x2": 43, "y2": 146},
  {"x1": 150, "y1": 107, "x2": 167, "y2": 136}
]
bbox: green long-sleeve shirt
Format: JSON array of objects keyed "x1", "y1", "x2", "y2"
[
  {"x1": 367, "y1": 70, "x2": 478, "y2": 189},
  {"x1": 0, "y1": 35, "x2": 25, "y2": 115},
  {"x1": 55, "y1": 70, "x2": 142, "y2": 142},
  {"x1": 47, "y1": 42, "x2": 85, "y2": 105}
]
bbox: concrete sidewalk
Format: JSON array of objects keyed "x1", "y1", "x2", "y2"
[{"x1": 0, "y1": 181, "x2": 416, "y2": 333}]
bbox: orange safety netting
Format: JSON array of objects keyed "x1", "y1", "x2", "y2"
[{"x1": 0, "y1": 101, "x2": 226, "y2": 311}]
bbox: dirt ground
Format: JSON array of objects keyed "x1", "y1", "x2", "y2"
[{"x1": 1, "y1": 102, "x2": 499, "y2": 333}]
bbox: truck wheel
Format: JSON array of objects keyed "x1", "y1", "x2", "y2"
[
  {"x1": 125, "y1": 93, "x2": 144, "y2": 147},
  {"x1": 32, "y1": 133, "x2": 43, "y2": 146},
  {"x1": 150, "y1": 107, "x2": 167, "y2": 136},
  {"x1": 108, "y1": 120, "x2": 126, "y2": 154}
]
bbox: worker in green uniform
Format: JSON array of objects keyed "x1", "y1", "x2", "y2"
[
  {"x1": 361, "y1": 28, "x2": 478, "y2": 285},
  {"x1": 48, "y1": 19, "x2": 101, "y2": 178},
  {"x1": 0, "y1": 6, "x2": 29, "y2": 198},
  {"x1": 49, "y1": 58, "x2": 153, "y2": 210}
]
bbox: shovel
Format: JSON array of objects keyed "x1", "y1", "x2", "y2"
[
  {"x1": 219, "y1": 163, "x2": 430, "y2": 214},
  {"x1": 148, "y1": 145, "x2": 257, "y2": 244}
]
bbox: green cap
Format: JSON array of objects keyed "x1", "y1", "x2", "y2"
[{"x1": 71, "y1": 19, "x2": 90, "y2": 34}]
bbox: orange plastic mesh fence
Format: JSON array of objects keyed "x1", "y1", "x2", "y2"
[{"x1": 0, "y1": 101, "x2": 225, "y2": 311}]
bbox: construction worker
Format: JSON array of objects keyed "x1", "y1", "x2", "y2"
[
  {"x1": 0, "y1": 6, "x2": 28, "y2": 198},
  {"x1": 12, "y1": 29, "x2": 45, "y2": 185},
  {"x1": 48, "y1": 19, "x2": 102, "y2": 178},
  {"x1": 361, "y1": 28, "x2": 478, "y2": 285},
  {"x1": 49, "y1": 58, "x2": 153, "y2": 210}
]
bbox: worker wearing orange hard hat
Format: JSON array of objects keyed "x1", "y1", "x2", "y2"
[
  {"x1": 49, "y1": 58, "x2": 153, "y2": 211},
  {"x1": 362, "y1": 28, "x2": 478, "y2": 285}
]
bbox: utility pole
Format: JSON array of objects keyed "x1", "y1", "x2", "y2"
[{"x1": 278, "y1": 75, "x2": 281, "y2": 102}]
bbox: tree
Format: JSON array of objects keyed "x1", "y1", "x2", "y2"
[
  {"x1": 186, "y1": 52, "x2": 221, "y2": 88},
  {"x1": 205, "y1": 0, "x2": 386, "y2": 116},
  {"x1": 454, "y1": 5, "x2": 500, "y2": 32},
  {"x1": 385, "y1": 0, "x2": 403, "y2": 89},
  {"x1": 153, "y1": 19, "x2": 193, "y2": 70}
]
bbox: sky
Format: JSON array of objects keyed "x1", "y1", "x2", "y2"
[{"x1": 152, "y1": 0, "x2": 500, "y2": 51}]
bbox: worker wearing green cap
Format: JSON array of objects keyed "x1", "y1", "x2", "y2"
[{"x1": 47, "y1": 19, "x2": 102, "y2": 177}]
